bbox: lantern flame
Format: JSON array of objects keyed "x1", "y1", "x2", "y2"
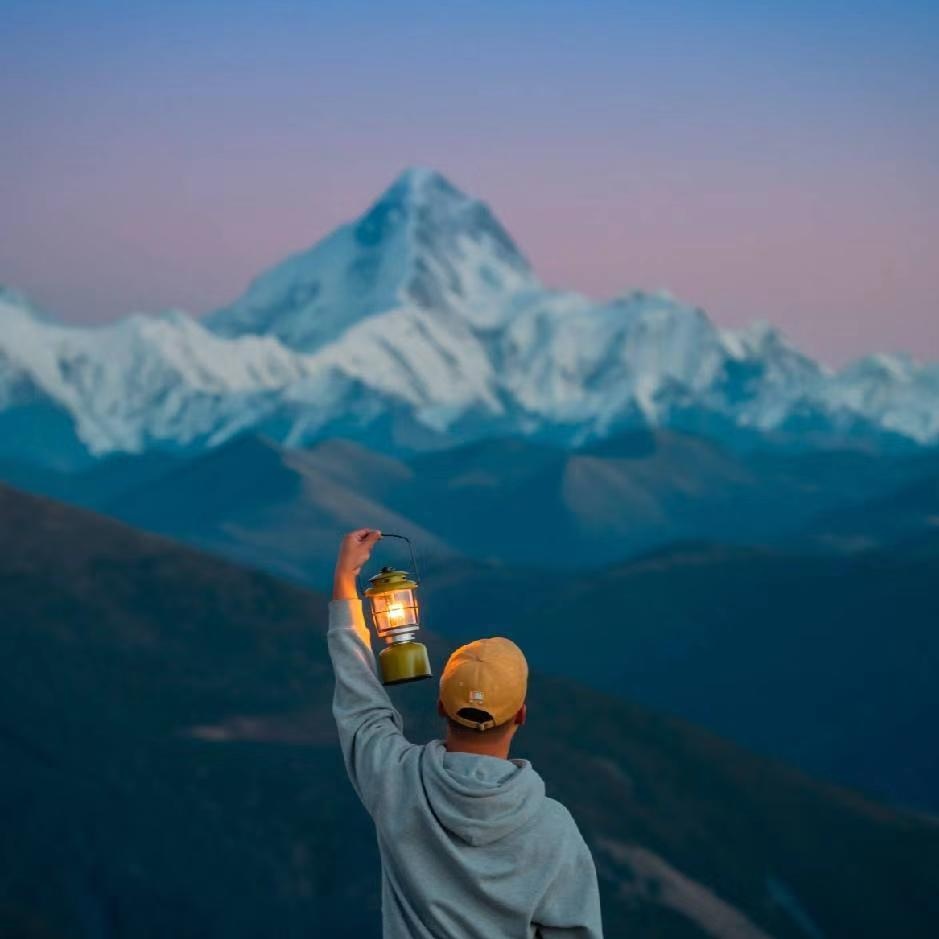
[{"x1": 387, "y1": 603, "x2": 406, "y2": 625}]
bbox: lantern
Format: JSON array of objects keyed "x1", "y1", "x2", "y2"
[{"x1": 364, "y1": 535, "x2": 431, "y2": 686}]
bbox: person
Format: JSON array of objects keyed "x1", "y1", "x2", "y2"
[{"x1": 328, "y1": 528, "x2": 603, "y2": 938}]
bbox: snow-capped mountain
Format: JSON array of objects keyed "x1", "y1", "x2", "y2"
[
  {"x1": 1, "y1": 169, "x2": 938, "y2": 468},
  {"x1": 206, "y1": 167, "x2": 536, "y2": 347}
]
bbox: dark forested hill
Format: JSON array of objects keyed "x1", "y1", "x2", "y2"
[
  {"x1": 1, "y1": 484, "x2": 937, "y2": 938},
  {"x1": 424, "y1": 535, "x2": 939, "y2": 812}
]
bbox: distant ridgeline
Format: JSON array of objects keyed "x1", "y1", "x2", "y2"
[
  {"x1": 2, "y1": 483, "x2": 938, "y2": 939},
  {"x1": 1, "y1": 168, "x2": 938, "y2": 473}
]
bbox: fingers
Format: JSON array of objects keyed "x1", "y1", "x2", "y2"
[
  {"x1": 346, "y1": 528, "x2": 373, "y2": 542},
  {"x1": 347, "y1": 528, "x2": 381, "y2": 543}
]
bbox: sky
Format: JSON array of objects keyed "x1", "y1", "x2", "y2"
[{"x1": 2, "y1": 0, "x2": 937, "y2": 366}]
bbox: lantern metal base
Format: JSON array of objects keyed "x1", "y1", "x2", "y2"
[{"x1": 379, "y1": 640, "x2": 432, "y2": 686}]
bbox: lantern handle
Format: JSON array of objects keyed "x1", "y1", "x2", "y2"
[{"x1": 380, "y1": 532, "x2": 421, "y2": 583}]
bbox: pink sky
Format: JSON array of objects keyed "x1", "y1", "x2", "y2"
[{"x1": 2, "y1": 0, "x2": 937, "y2": 367}]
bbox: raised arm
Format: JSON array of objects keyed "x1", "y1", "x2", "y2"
[{"x1": 328, "y1": 529, "x2": 416, "y2": 815}]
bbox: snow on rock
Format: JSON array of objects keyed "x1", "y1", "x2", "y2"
[
  {"x1": 0, "y1": 292, "x2": 319, "y2": 455},
  {"x1": 1, "y1": 170, "x2": 937, "y2": 463},
  {"x1": 828, "y1": 353, "x2": 939, "y2": 443},
  {"x1": 206, "y1": 167, "x2": 536, "y2": 350}
]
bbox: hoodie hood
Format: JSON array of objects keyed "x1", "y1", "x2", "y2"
[{"x1": 421, "y1": 740, "x2": 546, "y2": 846}]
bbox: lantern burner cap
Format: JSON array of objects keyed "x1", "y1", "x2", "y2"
[{"x1": 365, "y1": 565, "x2": 419, "y2": 594}]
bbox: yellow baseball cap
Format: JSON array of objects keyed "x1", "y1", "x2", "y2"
[{"x1": 439, "y1": 637, "x2": 528, "y2": 731}]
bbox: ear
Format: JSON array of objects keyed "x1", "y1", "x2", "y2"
[
  {"x1": 514, "y1": 703, "x2": 527, "y2": 726},
  {"x1": 437, "y1": 699, "x2": 447, "y2": 718}
]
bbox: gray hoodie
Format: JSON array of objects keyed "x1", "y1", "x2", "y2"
[{"x1": 328, "y1": 599, "x2": 603, "y2": 938}]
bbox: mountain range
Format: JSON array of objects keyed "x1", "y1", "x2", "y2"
[
  {"x1": 3, "y1": 482, "x2": 938, "y2": 938},
  {"x1": 2, "y1": 167, "x2": 939, "y2": 471},
  {"x1": 6, "y1": 428, "x2": 937, "y2": 581}
]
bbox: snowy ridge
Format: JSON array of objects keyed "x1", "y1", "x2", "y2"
[{"x1": 1, "y1": 169, "x2": 938, "y2": 465}]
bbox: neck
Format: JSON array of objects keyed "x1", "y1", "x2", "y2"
[{"x1": 444, "y1": 732, "x2": 513, "y2": 761}]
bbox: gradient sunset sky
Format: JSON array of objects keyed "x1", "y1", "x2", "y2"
[{"x1": 2, "y1": 0, "x2": 937, "y2": 365}]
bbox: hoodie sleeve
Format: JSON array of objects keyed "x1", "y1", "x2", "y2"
[
  {"x1": 533, "y1": 822, "x2": 604, "y2": 939},
  {"x1": 327, "y1": 598, "x2": 416, "y2": 816}
]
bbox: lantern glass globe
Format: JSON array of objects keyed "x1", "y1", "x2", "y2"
[
  {"x1": 370, "y1": 587, "x2": 419, "y2": 636},
  {"x1": 364, "y1": 567, "x2": 421, "y2": 641}
]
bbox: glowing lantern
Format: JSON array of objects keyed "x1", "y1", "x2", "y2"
[{"x1": 364, "y1": 535, "x2": 431, "y2": 685}]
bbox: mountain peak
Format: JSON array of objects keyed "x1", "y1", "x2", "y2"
[
  {"x1": 350, "y1": 166, "x2": 468, "y2": 250},
  {"x1": 354, "y1": 166, "x2": 529, "y2": 269},
  {"x1": 206, "y1": 168, "x2": 534, "y2": 350},
  {"x1": 386, "y1": 165, "x2": 460, "y2": 199}
]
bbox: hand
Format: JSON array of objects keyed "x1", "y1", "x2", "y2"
[{"x1": 333, "y1": 528, "x2": 381, "y2": 600}]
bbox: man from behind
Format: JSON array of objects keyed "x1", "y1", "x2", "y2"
[{"x1": 328, "y1": 528, "x2": 603, "y2": 938}]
